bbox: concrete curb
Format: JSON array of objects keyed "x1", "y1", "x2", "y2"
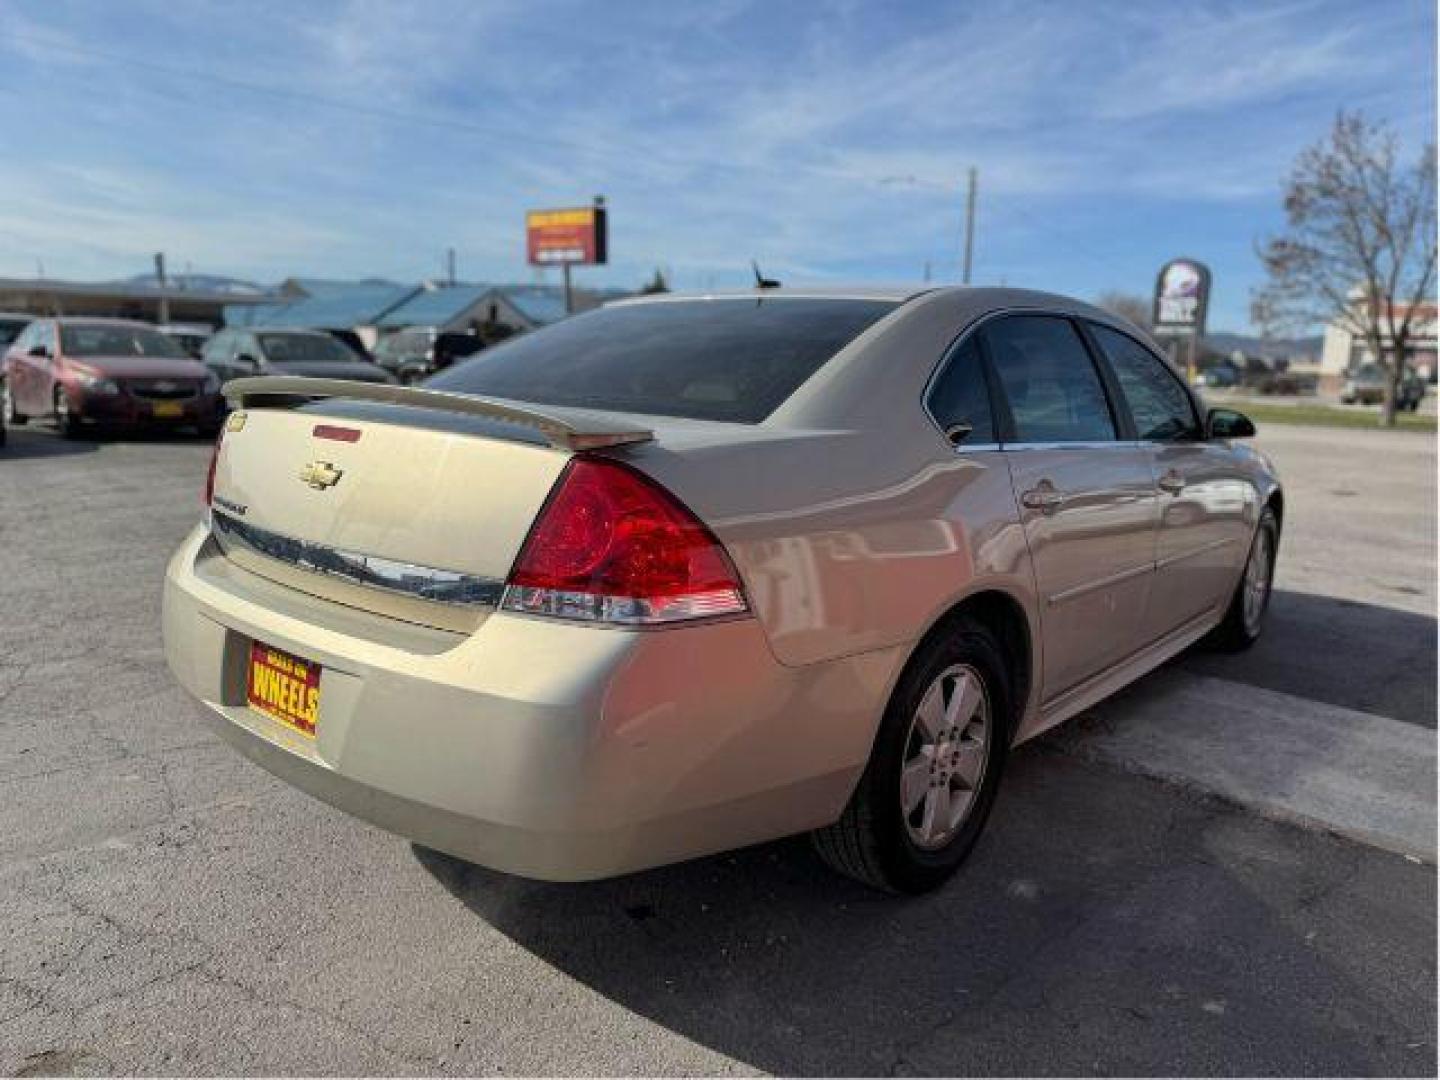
[{"x1": 1052, "y1": 668, "x2": 1437, "y2": 862}]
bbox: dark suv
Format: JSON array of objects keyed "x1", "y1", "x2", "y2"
[
  {"x1": 373, "y1": 327, "x2": 485, "y2": 384},
  {"x1": 201, "y1": 328, "x2": 396, "y2": 385}
]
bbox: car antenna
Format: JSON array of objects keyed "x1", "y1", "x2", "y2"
[{"x1": 751, "y1": 260, "x2": 781, "y2": 289}]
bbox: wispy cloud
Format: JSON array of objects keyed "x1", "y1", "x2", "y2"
[{"x1": 0, "y1": 0, "x2": 1431, "y2": 328}]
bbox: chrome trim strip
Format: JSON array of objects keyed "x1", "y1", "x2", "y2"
[
  {"x1": 1155, "y1": 536, "x2": 1235, "y2": 571},
  {"x1": 1002, "y1": 440, "x2": 1145, "y2": 452},
  {"x1": 210, "y1": 510, "x2": 504, "y2": 608},
  {"x1": 1047, "y1": 561, "x2": 1152, "y2": 607}
]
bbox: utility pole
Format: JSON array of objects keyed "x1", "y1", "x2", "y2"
[
  {"x1": 562, "y1": 263, "x2": 573, "y2": 315},
  {"x1": 961, "y1": 167, "x2": 977, "y2": 285},
  {"x1": 445, "y1": 248, "x2": 456, "y2": 286},
  {"x1": 154, "y1": 252, "x2": 169, "y2": 324}
]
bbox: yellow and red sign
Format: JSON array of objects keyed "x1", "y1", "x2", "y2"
[
  {"x1": 526, "y1": 205, "x2": 608, "y2": 266},
  {"x1": 247, "y1": 641, "x2": 321, "y2": 737}
]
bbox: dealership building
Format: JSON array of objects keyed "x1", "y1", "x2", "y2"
[{"x1": 1316, "y1": 299, "x2": 1438, "y2": 391}]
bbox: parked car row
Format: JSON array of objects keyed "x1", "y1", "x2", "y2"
[{"x1": 0, "y1": 318, "x2": 404, "y2": 442}]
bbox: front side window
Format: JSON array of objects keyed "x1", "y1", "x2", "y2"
[
  {"x1": 201, "y1": 331, "x2": 232, "y2": 364},
  {"x1": 257, "y1": 333, "x2": 356, "y2": 365},
  {"x1": 60, "y1": 324, "x2": 184, "y2": 358},
  {"x1": 926, "y1": 336, "x2": 995, "y2": 444},
  {"x1": 983, "y1": 316, "x2": 1115, "y2": 443},
  {"x1": 428, "y1": 298, "x2": 897, "y2": 423},
  {"x1": 1089, "y1": 324, "x2": 1198, "y2": 441}
]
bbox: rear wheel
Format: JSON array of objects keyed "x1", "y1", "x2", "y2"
[
  {"x1": 811, "y1": 616, "x2": 1011, "y2": 893},
  {"x1": 1209, "y1": 506, "x2": 1278, "y2": 651},
  {"x1": 2, "y1": 381, "x2": 25, "y2": 426}
]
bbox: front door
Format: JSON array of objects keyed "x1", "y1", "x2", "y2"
[
  {"x1": 983, "y1": 314, "x2": 1159, "y2": 702},
  {"x1": 1084, "y1": 322, "x2": 1256, "y2": 638}
]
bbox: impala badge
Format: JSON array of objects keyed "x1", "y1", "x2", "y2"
[{"x1": 299, "y1": 460, "x2": 343, "y2": 490}]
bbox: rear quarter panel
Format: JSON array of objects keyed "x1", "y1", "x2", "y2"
[{"x1": 622, "y1": 429, "x2": 1035, "y2": 674}]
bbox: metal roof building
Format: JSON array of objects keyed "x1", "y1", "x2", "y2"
[
  {"x1": 376, "y1": 284, "x2": 492, "y2": 331},
  {"x1": 224, "y1": 283, "x2": 420, "y2": 330},
  {"x1": 0, "y1": 275, "x2": 273, "y2": 324}
]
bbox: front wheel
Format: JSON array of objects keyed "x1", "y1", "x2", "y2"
[
  {"x1": 2, "y1": 382, "x2": 25, "y2": 426},
  {"x1": 811, "y1": 616, "x2": 1012, "y2": 893},
  {"x1": 1209, "y1": 506, "x2": 1278, "y2": 651},
  {"x1": 52, "y1": 386, "x2": 82, "y2": 439}
]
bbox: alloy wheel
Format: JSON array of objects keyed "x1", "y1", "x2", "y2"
[
  {"x1": 1242, "y1": 526, "x2": 1273, "y2": 635},
  {"x1": 900, "y1": 663, "x2": 990, "y2": 850}
]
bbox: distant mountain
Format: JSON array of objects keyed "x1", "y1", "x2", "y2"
[
  {"x1": 113, "y1": 272, "x2": 273, "y2": 296},
  {"x1": 1205, "y1": 331, "x2": 1323, "y2": 359}
]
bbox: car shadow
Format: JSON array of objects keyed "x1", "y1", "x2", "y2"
[
  {"x1": 1178, "y1": 588, "x2": 1436, "y2": 726},
  {"x1": 413, "y1": 747, "x2": 1429, "y2": 1076},
  {"x1": 1, "y1": 424, "x2": 213, "y2": 459},
  {"x1": 0, "y1": 426, "x2": 102, "y2": 459}
]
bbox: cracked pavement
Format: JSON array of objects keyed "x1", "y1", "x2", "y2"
[{"x1": 0, "y1": 424, "x2": 1433, "y2": 1076}]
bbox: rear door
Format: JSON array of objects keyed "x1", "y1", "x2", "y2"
[
  {"x1": 983, "y1": 314, "x2": 1159, "y2": 702},
  {"x1": 1085, "y1": 322, "x2": 1256, "y2": 637},
  {"x1": 26, "y1": 322, "x2": 58, "y2": 415}
]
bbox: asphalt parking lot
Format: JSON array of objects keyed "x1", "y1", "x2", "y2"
[{"x1": 0, "y1": 422, "x2": 1434, "y2": 1076}]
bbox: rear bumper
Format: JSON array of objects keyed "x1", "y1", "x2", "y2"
[{"x1": 162, "y1": 525, "x2": 901, "y2": 880}]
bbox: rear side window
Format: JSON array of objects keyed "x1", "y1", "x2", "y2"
[
  {"x1": 983, "y1": 316, "x2": 1116, "y2": 443},
  {"x1": 258, "y1": 334, "x2": 356, "y2": 364},
  {"x1": 927, "y1": 336, "x2": 995, "y2": 444},
  {"x1": 427, "y1": 299, "x2": 897, "y2": 423},
  {"x1": 1089, "y1": 323, "x2": 1198, "y2": 441}
]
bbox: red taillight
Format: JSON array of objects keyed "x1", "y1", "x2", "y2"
[
  {"x1": 203, "y1": 428, "x2": 223, "y2": 507},
  {"x1": 503, "y1": 457, "x2": 748, "y2": 625}
]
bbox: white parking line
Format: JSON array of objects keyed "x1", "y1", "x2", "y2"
[{"x1": 1054, "y1": 668, "x2": 1437, "y2": 862}]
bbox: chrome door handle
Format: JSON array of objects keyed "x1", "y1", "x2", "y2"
[
  {"x1": 1158, "y1": 470, "x2": 1186, "y2": 495},
  {"x1": 1020, "y1": 482, "x2": 1065, "y2": 512}
]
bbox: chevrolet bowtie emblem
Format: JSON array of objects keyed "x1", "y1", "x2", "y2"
[{"x1": 299, "y1": 460, "x2": 343, "y2": 490}]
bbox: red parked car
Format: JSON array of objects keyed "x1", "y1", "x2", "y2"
[{"x1": 2, "y1": 318, "x2": 223, "y2": 438}]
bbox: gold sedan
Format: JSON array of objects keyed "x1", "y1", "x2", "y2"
[{"x1": 163, "y1": 286, "x2": 1281, "y2": 892}]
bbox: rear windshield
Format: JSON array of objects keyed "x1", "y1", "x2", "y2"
[
  {"x1": 259, "y1": 333, "x2": 359, "y2": 365},
  {"x1": 426, "y1": 298, "x2": 897, "y2": 423},
  {"x1": 61, "y1": 324, "x2": 186, "y2": 358}
]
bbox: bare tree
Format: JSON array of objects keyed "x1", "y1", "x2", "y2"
[
  {"x1": 1095, "y1": 291, "x2": 1152, "y2": 330},
  {"x1": 1254, "y1": 111, "x2": 1436, "y2": 425}
]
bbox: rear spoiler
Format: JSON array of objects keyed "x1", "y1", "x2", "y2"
[{"x1": 223, "y1": 376, "x2": 654, "y2": 452}]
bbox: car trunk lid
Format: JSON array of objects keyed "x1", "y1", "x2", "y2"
[{"x1": 209, "y1": 377, "x2": 653, "y2": 631}]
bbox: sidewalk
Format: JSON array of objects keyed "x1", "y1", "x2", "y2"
[{"x1": 1053, "y1": 667, "x2": 1437, "y2": 862}]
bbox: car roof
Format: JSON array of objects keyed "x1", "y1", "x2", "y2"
[{"x1": 608, "y1": 284, "x2": 936, "y2": 308}]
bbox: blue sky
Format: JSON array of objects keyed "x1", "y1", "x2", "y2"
[{"x1": 0, "y1": 0, "x2": 1433, "y2": 331}]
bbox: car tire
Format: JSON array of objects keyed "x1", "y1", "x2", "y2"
[
  {"x1": 811, "y1": 616, "x2": 1011, "y2": 893},
  {"x1": 2, "y1": 382, "x2": 25, "y2": 426},
  {"x1": 1209, "y1": 505, "x2": 1278, "y2": 652},
  {"x1": 52, "y1": 387, "x2": 82, "y2": 439}
]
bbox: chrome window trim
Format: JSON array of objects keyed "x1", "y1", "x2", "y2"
[
  {"x1": 1000, "y1": 440, "x2": 1146, "y2": 452},
  {"x1": 209, "y1": 509, "x2": 504, "y2": 608},
  {"x1": 921, "y1": 305, "x2": 1132, "y2": 455}
]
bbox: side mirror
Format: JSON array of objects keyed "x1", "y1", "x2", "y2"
[
  {"x1": 1207, "y1": 407, "x2": 1255, "y2": 439},
  {"x1": 27, "y1": 345, "x2": 50, "y2": 359},
  {"x1": 234, "y1": 353, "x2": 259, "y2": 371}
]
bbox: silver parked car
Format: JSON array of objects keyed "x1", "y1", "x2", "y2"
[{"x1": 162, "y1": 286, "x2": 1282, "y2": 893}]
